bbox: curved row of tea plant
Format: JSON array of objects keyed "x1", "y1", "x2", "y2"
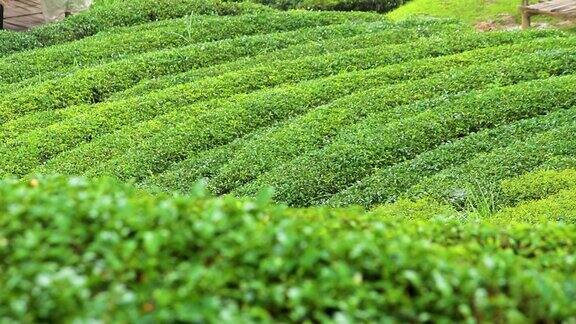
[
  {"x1": 404, "y1": 122, "x2": 576, "y2": 204},
  {"x1": 204, "y1": 49, "x2": 576, "y2": 195},
  {"x1": 0, "y1": 11, "x2": 393, "y2": 119},
  {"x1": 254, "y1": 0, "x2": 409, "y2": 13},
  {"x1": 237, "y1": 74, "x2": 576, "y2": 206},
  {"x1": 111, "y1": 18, "x2": 461, "y2": 100},
  {"x1": 494, "y1": 185, "x2": 576, "y2": 223},
  {"x1": 501, "y1": 168, "x2": 576, "y2": 205},
  {"x1": 0, "y1": 10, "x2": 385, "y2": 85},
  {"x1": 0, "y1": 0, "x2": 272, "y2": 57},
  {"x1": 328, "y1": 108, "x2": 576, "y2": 207},
  {"x1": 2, "y1": 26, "x2": 542, "y2": 176},
  {"x1": 31, "y1": 33, "x2": 555, "y2": 179},
  {"x1": 1, "y1": 18, "x2": 422, "y2": 139}
]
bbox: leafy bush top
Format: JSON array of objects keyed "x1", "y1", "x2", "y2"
[{"x1": 0, "y1": 176, "x2": 574, "y2": 322}]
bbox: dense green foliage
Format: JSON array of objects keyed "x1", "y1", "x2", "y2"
[
  {"x1": 1, "y1": 0, "x2": 576, "y2": 321},
  {"x1": 0, "y1": 176, "x2": 575, "y2": 322},
  {"x1": 329, "y1": 108, "x2": 576, "y2": 207},
  {"x1": 254, "y1": 0, "x2": 409, "y2": 13},
  {"x1": 501, "y1": 168, "x2": 576, "y2": 204},
  {"x1": 0, "y1": 0, "x2": 271, "y2": 57}
]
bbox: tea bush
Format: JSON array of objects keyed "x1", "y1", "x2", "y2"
[
  {"x1": 237, "y1": 75, "x2": 576, "y2": 206},
  {"x1": 501, "y1": 168, "x2": 576, "y2": 205},
  {"x1": 17, "y1": 28, "x2": 539, "y2": 177},
  {"x1": 0, "y1": 176, "x2": 575, "y2": 321},
  {"x1": 406, "y1": 123, "x2": 576, "y2": 205},
  {"x1": 0, "y1": 11, "x2": 384, "y2": 85},
  {"x1": 255, "y1": 0, "x2": 409, "y2": 12},
  {"x1": 0, "y1": 0, "x2": 272, "y2": 57},
  {"x1": 206, "y1": 49, "x2": 576, "y2": 195},
  {"x1": 329, "y1": 108, "x2": 576, "y2": 207}
]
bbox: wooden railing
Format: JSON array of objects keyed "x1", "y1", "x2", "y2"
[
  {"x1": 0, "y1": 0, "x2": 45, "y2": 31},
  {"x1": 0, "y1": 0, "x2": 5, "y2": 29},
  {"x1": 520, "y1": 0, "x2": 576, "y2": 29}
]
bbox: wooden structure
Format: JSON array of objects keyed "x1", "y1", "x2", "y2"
[
  {"x1": 0, "y1": 0, "x2": 44, "y2": 31},
  {"x1": 521, "y1": 0, "x2": 576, "y2": 29}
]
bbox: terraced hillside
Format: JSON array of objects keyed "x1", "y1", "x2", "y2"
[{"x1": 1, "y1": 0, "x2": 576, "y2": 321}]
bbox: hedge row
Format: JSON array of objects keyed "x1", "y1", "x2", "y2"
[
  {"x1": 112, "y1": 18, "x2": 461, "y2": 100},
  {"x1": 1, "y1": 23, "x2": 522, "y2": 124},
  {"x1": 328, "y1": 108, "x2": 576, "y2": 207},
  {"x1": 0, "y1": 12, "x2": 391, "y2": 122},
  {"x1": 0, "y1": 19, "x2": 410, "y2": 140},
  {"x1": 254, "y1": 0, "x2": 409, "y2": 13},
  {"x1": 140, "y1": 38, "x2": 576, "y2": 193},
  {"x1": 142, "y1": 120, "x2": 331, "y2": 194},
  {"x1": 29, "y1": 31, "x2": 558, "y2": 180},
  {"x1": 0, "y1": 71, "x2": 70, "y2": 99},
  {"x1": 1, "y1": 175, "x2": 575, "y2": 321},
  {"x1": 0, "y1": 10, "x2": 384, "y2": 85},
  {"x1": 202, "y1": 49, "x2": 576, "y2": 195},
  {"x1": 143, "y1": 127, "x2": 280, "y2": 193},
  {"x1": 405, "y1": 122, "x2": 576, "y2": 206},
  {"x1": 500, "y1": 168, "x2": 576, "y2": 205},
  {"x1": 0, "y1": 28, "x2": 471, "y2": 175},
  {"x1": 235, "y1": 74, "x2": 576, "y2": 206},
  {"x1": 95, "y1": 58, "x2": 576, "y2": 186},
  {"x1": 494, "y1": 186, "x2": 576, "y2": 224},
  {"x1": 38, "y1": 67, "x2": 430, "y2": 178},
  {"x1": 0, "y1": 31, "x2": 40, "y2": 59},
  {"x1": 0, "y1": 0, "x2": 274, "y2": 57},
  {"x1": 1, "y1": 29, "x2": 537, "y2": 176}
]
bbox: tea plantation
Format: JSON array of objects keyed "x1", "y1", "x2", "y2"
[{"x1": 0, "y1": 0, "x2": 575, "y2": 321}]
